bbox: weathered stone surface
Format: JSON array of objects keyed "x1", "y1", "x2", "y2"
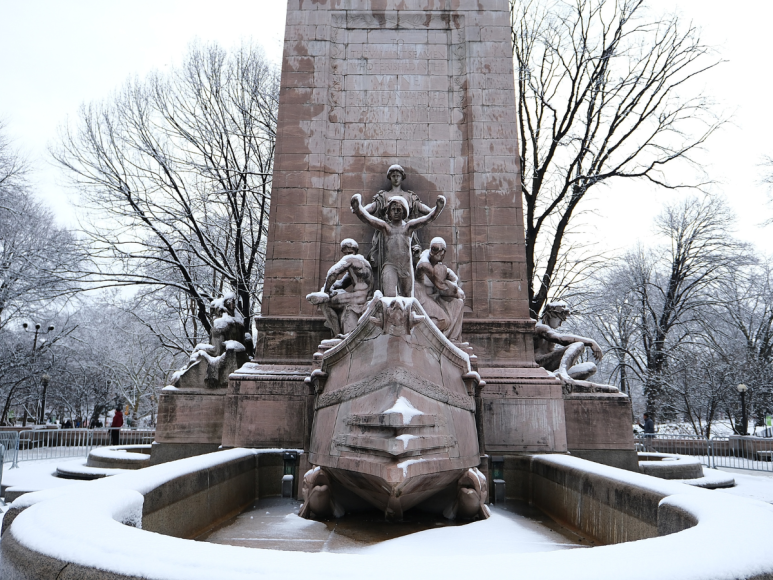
[
  {"x1": 154, "y1": 390, "x2": 225, "y2": 445},
  {"x1": 303, "y1": 294, "x2": 485, "y2": 519},
  {"x1": 262, "y1": 0, "x2": 531, "y2": 363},
  {"x1": 563, "y1": 392, "x2": 637, "y2": 470},
  {"x1": 478, "y1": 367, "x2": 567, "y2": 453},
  {"x1": 222, "y1": 364, "x2": 313, "y2": 449}
]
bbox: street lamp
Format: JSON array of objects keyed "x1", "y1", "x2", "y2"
[
  {"x1": 40, "y1": 374, "x2": 50, "y2": 424},
  {"x1": 22, "y1": 322, "x2": 55, "y2": 353},
  {"x1": 22, "y1": 322, "x2": 55, "y2": 424},
  {"x1": 737, "y1": 383, "x2": 749, "y2": 436}
]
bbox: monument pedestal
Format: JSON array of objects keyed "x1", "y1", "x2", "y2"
[
  {"x1": 478, "y1": 368, "x2": 567, "y2": 454},
  {"x1": 222, "y1": 363, "x2": 314, "y2": 449},
  {"x1": 155, "y1": 389, "x2": 225, "y2": 444},
  {"x1": 152, "y1": 0, "x2": 636, "y2": 483},
  {"x1": 563, "y1": 392, "x2": 638, "y2": 470},
  {"x1": 253, "y1": 317, "x2": 328, "y2": 366},
  {"x1": 153, "y1": 389, "x2": 226, "y2": 463}
]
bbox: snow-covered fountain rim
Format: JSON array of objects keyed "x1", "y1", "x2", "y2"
[
  {"x1": 637, "y1": 452, "x2": 703, "y2": 464},
  {"x1": 88, "y1": 444, "x2": 153, "y2": 461},
  {"x1": 5, "y1": 452, "x2": 773, "y2": 580}
]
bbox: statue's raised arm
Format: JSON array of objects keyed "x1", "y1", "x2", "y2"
[
  {"x1": 406, "y1": 195, "x2": 445, "y2": 234},
  {"x1": 351, "y1": 193, "x2": 388, "y2": 232}
]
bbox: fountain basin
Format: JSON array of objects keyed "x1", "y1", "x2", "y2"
[{"x1": 2, "y1": 450, "x2": 773, "y2": 580}]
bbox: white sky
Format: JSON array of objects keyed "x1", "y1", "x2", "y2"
[{"x1": 0, "y1": 0, "x2": 770, "y2": 255}]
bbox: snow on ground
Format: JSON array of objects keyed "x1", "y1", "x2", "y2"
[
  {"x1": 2, "y1": 458, "x2": 87, "y2": 493},
  {"x1": 360, "y1": 509, "x2": 583, "y2": 556},
  {"x1": 715, "y1": 467, "x2": 773, "y2": 504}
]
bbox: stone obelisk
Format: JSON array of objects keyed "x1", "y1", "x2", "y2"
[{"x1": 219, "y1": 0, "x2": 576, "y2": 459}]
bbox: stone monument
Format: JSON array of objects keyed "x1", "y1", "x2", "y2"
[
  {"x1": 415, "y1": 237, "x2": 465, "y2": 341},
  {"x1": 306, "y1": 238, "x2": 374, "y2": 335},
  {"x1": 534, "y1": 301, "x2": 617, "y2": 394},
  {"x1": 241, "y1": 0, "x2": 570, "y2": 465},
  {"x1": 154, "y1": 0, "x2": 636, "y2": 492},
  {"x1": 534, "y1": 301, "x2": 636, "y2": 469}
]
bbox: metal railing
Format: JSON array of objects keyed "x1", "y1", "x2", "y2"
[
  {"x1": 0, "y1": 432, "x2": 20, "y2": 468},
  {"x1": 0, "y1": 429, "x2": 155, "y2": 468},
  {"x1": 635, "y1": 433, "x2": 773, "y2": 473}
]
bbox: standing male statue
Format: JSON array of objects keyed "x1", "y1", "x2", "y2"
[
  {"x1": 533, "y1": 301, "x2": 618, "y2": 393},
  {"x1": 361, "y1": 165, "x2": 432, "y2": 289},
  {"x1": 351, "y1": 193, "x2": 445, "y2": 297},
  {"x1": 306, "y1": 239, "x2": 374, "y2": 336},
  {"x1": 415, "y1": 237, "x2": 465, "y2": 341}
]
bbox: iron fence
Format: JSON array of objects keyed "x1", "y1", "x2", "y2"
[
  {"x1": 0, "y1": 429, "x2": 155, "y2": 468},
  {"x1": 0, "y1": 432, "x2": 19, "y2": 468},
  {"x1": 635, "y1": 433, "x2": 773, "y2": 473}
]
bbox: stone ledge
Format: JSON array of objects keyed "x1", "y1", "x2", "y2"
[{"x1": 3, "y1": 451, "x2": 773, "y2": 580}]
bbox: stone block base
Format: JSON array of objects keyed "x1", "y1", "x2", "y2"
[
  {"x1": 155, "y1": 389, "x2": 225, "y2": 444},
  {"x1": 222, "y1": 363, "x2": 313, "y2": 449},
  {"x1": 568, "y1": 449, "x2": 640, "y2": 472},
  {"x1": 479, "y1": 367, "x2": 568, "y2": 453},
  {"x1": 254, "y1": 316, "x2": 328, "y2": 365},
  {"x1": 564, "y1": 392, "x2": 637, "y2": 470}
]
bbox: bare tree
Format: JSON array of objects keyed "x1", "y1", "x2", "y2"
[
  {"x1": 0, "y1": 120, "x2": 29, "y2": 212},
  {"x1": 49, "y1": 297, "x2": 177, "y2": 427},
  {"x1": 0, "y1": 193, "x2": 81, "y2": 334},
  {"x1": 711, "y1": 260, "x2": 773, "y2": 431},
  {"x1": 637, "y1": 196, "x2": 746, "y2": 414},
  {"x1": 511, "y1": 0, "x2": 723, "y2": 316},
  {"x1": 53, "y1": 42, "x2": 278, "y2": 347},
  {"x1": 577, "y1": 195, "x2": 748, "y2": 424}
]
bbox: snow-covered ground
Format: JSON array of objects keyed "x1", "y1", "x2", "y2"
[
  {"x1": 202, "y1": 496, "x2": 587, "y2": 554},
  {"x1": 715, "y1": 466, "x2": 773, "y2": 504},
  {"x1": 2, "y1": 457, "x2": 87, "y2": 494}
]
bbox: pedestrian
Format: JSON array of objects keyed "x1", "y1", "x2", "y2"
[
  {"x1": 639, "y1": 413, "x2": 655, "y2": 434},
  {"x1": 638, "y1": 412, "x2": 655, "y2": 450},
  {"x1": 110, "y1": 407, "x2": 123, "y2": 445}
]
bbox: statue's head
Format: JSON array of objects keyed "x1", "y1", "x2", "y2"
[
  {"x1": 541, "y1": 301, "x2": 570, "y2": 329},
  {"x1": 387, "y1": 164, "x2": 406, "y2": 187},
  {"x1": 222, "y1": 292, "x2": 237, "y2": 316},
  {"x1": 386, "y1": 196, "x2": 409, "y2": 222},
  {"x1": 429, "y1": 237, "x2": 447, "y2": 264},
  {"x1": 340, "y1": 238, "x2": 359, "y2": 256}
]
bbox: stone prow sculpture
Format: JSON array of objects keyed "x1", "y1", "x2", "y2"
[{"x1": 300, "y1": 291, "x2": 488, "y2": 521}]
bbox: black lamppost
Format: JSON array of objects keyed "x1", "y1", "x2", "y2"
[
  {"x1": 22, "y1": 322, "x2": 55, "y2": 424},
  {"x1": 22, "y1": 322, "x2": 55, "y2": 353},
  {"x1": 39, "y1": 374, "x2": 50, "y2": 424},
  {"x1": 737, "y1": 383, "x2": 749, "y2": 436}
]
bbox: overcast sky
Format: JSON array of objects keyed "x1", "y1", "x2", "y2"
[{"x1": 0, "y1": 0, "x2": 770, "y2": 255}]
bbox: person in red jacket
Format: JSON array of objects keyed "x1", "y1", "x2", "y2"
[{"x1": 110, "y1": 407, "x2": 123, "y2": 445}]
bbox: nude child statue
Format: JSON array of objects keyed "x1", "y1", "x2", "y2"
[
  {"x1": 362, "y1": 165, "x2": 431, "y2": 288},
  {"x1": 351, "y1": 193, "x2": 445, "y2": 297}
]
